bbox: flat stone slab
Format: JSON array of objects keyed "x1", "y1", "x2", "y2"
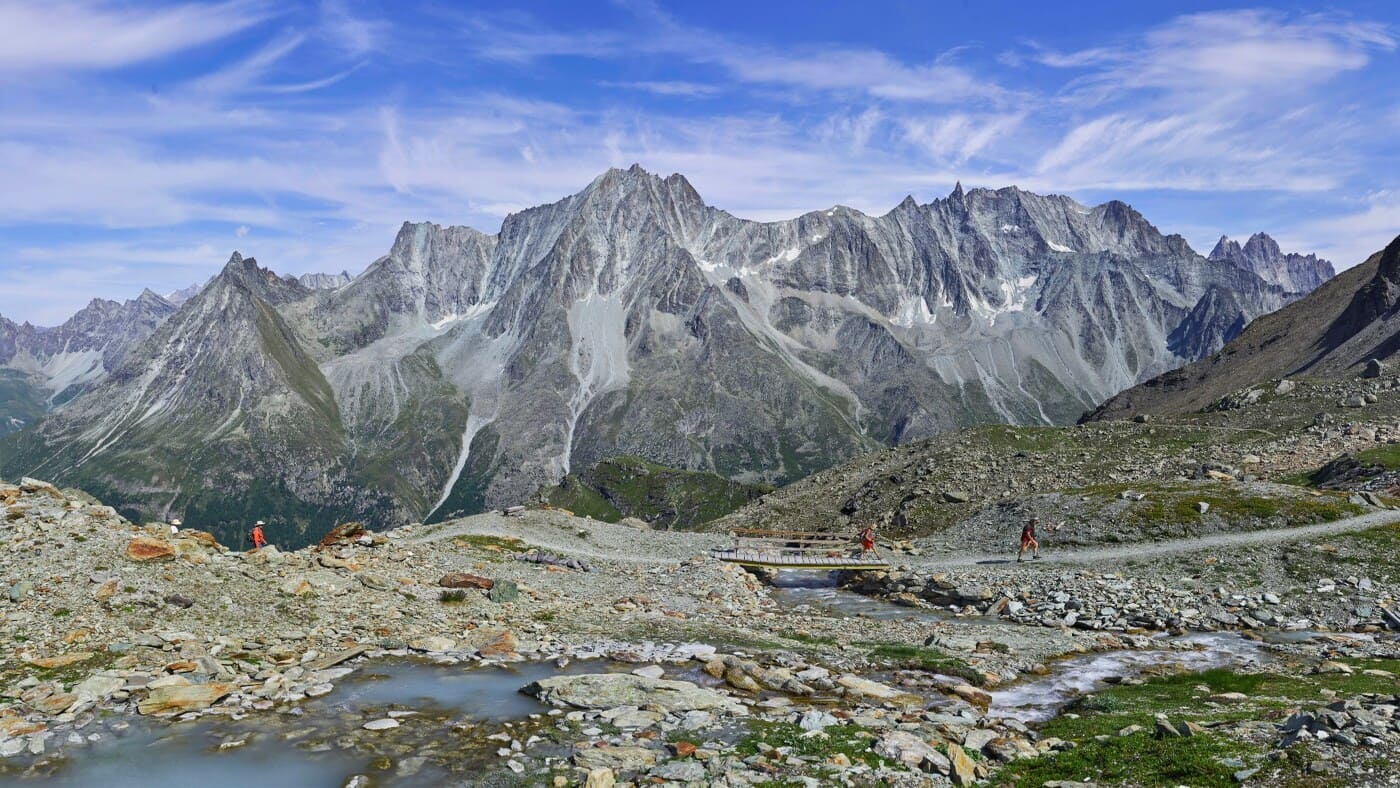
[
  {"x1": 138, "y1": 682, "x2": 236, "y2": 715},
  {"x1": 522, "y1": 674, "x2": 739, "y2": 713}
]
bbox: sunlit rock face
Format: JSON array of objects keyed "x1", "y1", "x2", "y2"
[{"x1": 2, "y1": 166, "x2": 1303, "y2": 535}]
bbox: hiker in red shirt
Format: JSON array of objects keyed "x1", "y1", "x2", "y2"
[
  {"x1": 859, "y1": 525, "x2": 876, "y2": 553},
  {"x1": 250, "y1": 520, "x2": 268, "y2": 552},
  {"x1": 1017, "y1": 517, "x2": 1040, "y2": 563}
]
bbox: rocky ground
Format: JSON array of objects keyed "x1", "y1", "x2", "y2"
[
  {"x1": 2, "y1": 474, "x2": 1400, "y2": 786},
  {"x1": 714, "y1": 376, "x2": 1400, "y2": 541}
]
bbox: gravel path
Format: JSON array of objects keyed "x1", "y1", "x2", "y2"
[
  {"x1": 913, "y1": 508, "x2": 1400, "y2": 568},
  {"x1": 412, "y1": 508, "x2": 1400, "y2": 572}
]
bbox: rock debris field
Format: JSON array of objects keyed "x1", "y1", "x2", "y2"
[{"x1": 1, "y1": 477, "x2": 1399, "y2": 786}]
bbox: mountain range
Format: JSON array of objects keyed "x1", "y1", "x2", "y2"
[
  {"x1": 0, "y1": 166, "x2": 1334, "y2": 544},
  {"x1": 0, "y1": 290, "x2": 177, "y2": 436},
  {"x1": 1088, "y1": 234, "x2": 1400, "y2": 420}
]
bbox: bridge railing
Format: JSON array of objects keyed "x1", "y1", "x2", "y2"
[{"x1": 711, "y1": 528, "x2": 888, "y2": 568}]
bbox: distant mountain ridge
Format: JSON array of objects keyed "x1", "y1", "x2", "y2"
[
  {"x1": 0, "y1": 290, "x2": 176, "y2": 436},
  {"x1": 0, "y1": 166, "x2": 1329, "y2": 544},
  {"x1": 1087, "y1": 234, "x2": 1400, "y2": 421},
  {"x1": 1209, "y1": 232, "x2": 1334, "y2": 295}
]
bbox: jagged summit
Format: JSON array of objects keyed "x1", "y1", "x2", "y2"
[{"x1": 1209, "y1": 232, "x2": 1334, "y2": 294}]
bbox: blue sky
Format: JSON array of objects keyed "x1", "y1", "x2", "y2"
[{"x1": 2, "y1": 0, "x2": 1398, "y2": 324}]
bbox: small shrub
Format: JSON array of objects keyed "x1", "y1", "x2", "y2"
[{"x1": 439, "y1": 589, "x2": 468, "y2": 604}]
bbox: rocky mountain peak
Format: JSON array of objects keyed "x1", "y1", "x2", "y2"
[
  {"x1": 212, "y1": 252, "x2": 307, "y2": 304},
  {"x1": 1209, "y1": 232, "x2": 1334, "y2": 295},
  {"x1": 1241, "y1": 231, "x2": 1283, "y2": 260},
  {"x1": 1208, "y1": 235, "x2": 1242, "y2": 260}
]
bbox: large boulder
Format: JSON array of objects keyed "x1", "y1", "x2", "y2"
[
  {"x1": 438, "y1": 573, "x2": 494, "y2": 590},
  {"x1": 874, "y1": 731, "x2": 947, "y2": 773},
  {"x1": 318, "y1": 521, "x2": 366, "y2": 547},
  {"x1": 125, "y1": 536, "x2": 174, "y2": 562},
  {"x1": 948, "y1": 744, "x2": 978, "y2": 785},
  {"x1": 573, "y1": 745, "x2": 658, "y2": 772},
  {"x1": 488, "y1": 580, "x2": 520, "y2": 603},
  {"x1": 836, "y1": 674, "x2": 923, "y2": 704},
  {"x1": 522, "y1": 674, "x2": 739, "y2": 713},
  {"x1": 138, "y1": 682, "x2": 236, "y2": 715},
  {"x1": 27, "y1": 653, "x2": 94, "y2": 669},
  {"x1": 461, "y1": 628, "x2": 518, "y2": 657}
]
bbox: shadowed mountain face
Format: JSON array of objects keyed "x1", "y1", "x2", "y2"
[
  {"x1": 0, "y1": 166, "x2": 1313, "y2": 543},
  {"x1": 1087, "y1": 234, "x2": 1400, "y2": 421}
]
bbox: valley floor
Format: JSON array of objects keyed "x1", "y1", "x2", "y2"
[{"x1": 1, "y1": 475, "x2": 1398, "y2": 786}]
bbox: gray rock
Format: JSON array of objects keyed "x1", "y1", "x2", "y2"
[
  {"x1": 963, "y1": 728, "x2": 998, "y2": 752},
  {"x1": 488, "y1": 580, "x2": 519, "y2": 603},
  {"x1": 874, "y1": 730, "x2": 942, "y2": 771},
  {"x1": 523, "y1": 674, "x2": 739, "y2": 712},
  {"x1": 8, "y1": 581, "x2": 33, "y2": 603},
  {"x1": 650, "y1": 760, "x2": 706, "y2": 782},
  {"x1": 797, "y1": 709, "x2": 837, "y2": 731},
  {"x1": 573, "y1": 745, "x2": 657, "y2": 772}
]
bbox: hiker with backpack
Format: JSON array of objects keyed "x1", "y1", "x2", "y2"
[
  {"x1": 249, "y1": 520, "x2": 268, "y2": 552},
  {"x1": 1017, "y1": 517, "x2": 1040, "y2": 562}
]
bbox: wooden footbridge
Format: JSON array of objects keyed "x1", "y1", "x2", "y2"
[{"x1": 710, "y1": 528, "x2": 890, "y2": 570}]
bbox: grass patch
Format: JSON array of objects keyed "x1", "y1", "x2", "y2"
[
  {"x1": 777, "y1": 630, "x2": 837, "y2": 647},
  {"x1": 995, "y1": 660, "x2": 1400, "y2": 786},
  {"x1": 438, "y1": 589, "x2": 468, "y2": 604},
  {"x1": 1280, "y1": 522, "x2": 1400, "y2": 580},
  {"x1": 1350, "y1": 443, "x2": 1400, "y2": 471},
  {"x1": 735, "y1": 720, "x2": 888, "y2": 768},
  {"x1": 858, "y1": 642, "x2": 983, "y2": 685},
  {"x1": 540, "y1": 455, "x2": 773, "y2": 530},
  {"x1": 1067, "y1": 481, "x2": 1363, "y2": 531},
  {"x1": 996, "y1": 730, "x2": 1254, "y2": 787},
  {"x1": 450, "y1": 534, "x2": 530, "y2": 559}
]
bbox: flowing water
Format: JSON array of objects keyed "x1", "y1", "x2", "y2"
[
  {"x1": 767, "y1": 569, "x2": 952, "y2": 621},
  {"x1": 987, "y1": 633, "x2": 1268, "y2": 723},
  {"x1": 11, "y1": 659, "x2": 615, "y2": 787},
  {"x1": 763, "y1": 568, "x2": 1275, "y2": 725}
]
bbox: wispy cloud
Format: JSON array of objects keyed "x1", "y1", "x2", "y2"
[
  {"x1": 187, "y1": 32, "x2": 306, "y2": 95},
  {"x1": 601, "y1": 80, "x2": 720, "y2": 97},
  {"x1": 464, "y1": 7, "x2": 1012, "y2": 106},
  {"x1": 1038, "y1": 10, "x2": 1394, "y2": 98},
  {"x1": 0, "y1": 0, "x2": 271, "y2": 72},
  {"x1": 901, "y1": 112, "x2": 1026, "y2": 164},
  {"x1": 319, "y1": 0, "x2": 379, "y2": 55},
  {"x1": 0, "y1": 3, "x2": 1397, "y2": 325}
]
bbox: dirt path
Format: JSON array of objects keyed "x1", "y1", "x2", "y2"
[
  {"x1": 410, "y1": 508, "x2": 1400, "y2": 571},
  {"x1": 914, "y1": 509, "x2": 1400, "y2": 568}
]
